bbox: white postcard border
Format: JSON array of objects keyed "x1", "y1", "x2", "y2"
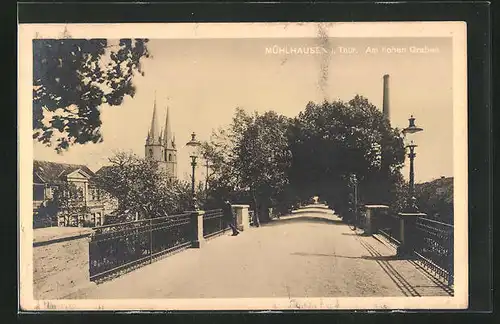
[{"x1": 18, "y1": 22, "x2": 468, "y2": 311}]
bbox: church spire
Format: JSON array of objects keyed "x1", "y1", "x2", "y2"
[
  {"x1": 164, "y1": 103, "x2": 174, "y2": 149},
  {"x1": 147, "y1": 96, "x2": 160, "y2": 145}
]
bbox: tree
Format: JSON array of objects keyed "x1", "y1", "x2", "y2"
[
  {"x1": 288, "y1": 96, "x2": 406, "y2": 218},
  {"x1": 415, "y1": 177, "x2": 454, "y2": 224},
  {"x1": 200, "y1": 108, "x2": 253, "y2": 209},
  {"x1": 51, "y1": 181, "x2": 90, "y2": 227},
  {"x1": 33, "y1": 38, "x2": 150, "y2": 152},
  {"x1": 201, "y1": 108, "x2": 293, "y2": 223},
  {"x1": 92, "y1": 151, "x2": 190, "y2": 221},
  {"x1": 236, "y1": 111, "x2": 293, "y2": 222}
]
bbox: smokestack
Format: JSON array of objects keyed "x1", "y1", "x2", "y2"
[{"x1": 382, "y1": 74, "x2": 390, "y2": 120}]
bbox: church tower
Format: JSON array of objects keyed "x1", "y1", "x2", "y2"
[
  {"x1": 144, "y1": 97, "x2": 177, "y2": 183},
  {"x1": 145, "y1": 98, "x2": 164, "y2": 162},
  {"x1": 163, "y1": 105, "x2": 177, "y2": 182}
]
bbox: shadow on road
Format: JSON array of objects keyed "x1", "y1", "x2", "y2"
[
  {"x1": 291, "y1": 251, "x2": 398, "y2": 261},
  {"x1": 341, "y1": 232, "x2": 372, "y2": 237},
  {"x1": 261, "y1": 215, "x2": 343, "y2": 227}
]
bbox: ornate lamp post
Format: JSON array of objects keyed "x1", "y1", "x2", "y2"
[
  {"x1": 186, "y1": 132, "x2": 201, "y2": 210},
  {"x1": 402, "y1": 115, "x2": 423, "y2": 211},
  {"x1": 348, "y1": 173, "x2": 359, "y2": 221},
  {"x1": 352, "y1": 174, "x2": 358, "y2": 219}
]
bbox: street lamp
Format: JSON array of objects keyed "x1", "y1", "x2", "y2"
[
  {"x1": 402, "y1": 115, "x2": 423, "y2": 211},
  {"x1": 203, "y1": 158, "x2": 213, "y2": 201},
  {"x1": 186, "y1": 132, "x2": 201, "y2": 210},
  {"x1": 351, "y1": 173, "x2": 359, "y2": 218}
]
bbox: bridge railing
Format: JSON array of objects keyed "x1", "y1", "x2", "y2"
[
  {"x1": 249, "y1": 210, "x2": 255, "y2": 226},
  {"x1": 414, "y1": 217, "x2": 454, "y2": 286},
  {"x1": 376, "y1": 212, "x2": 402, "y2": 245},
  {"x1": 374, "y1": 210, "x2": 454, "y2": 286},
  {"x1": 203, "y1": 209, "x2": 228, "y2": 239},
  {"x1": 89, "y1": 212, "x2": 192, "y2": 282}
]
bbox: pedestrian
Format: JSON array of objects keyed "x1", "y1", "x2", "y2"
[{"x1": 223, "y1": 199, "x2": 239, "y2": 236}]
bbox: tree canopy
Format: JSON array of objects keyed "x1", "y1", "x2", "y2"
[
  {"x1": 415, "y1": 177, "x2": 454, "y2": 224},
  {"x1": 202, "y1": 96, "x2": 406, "y2": 222},
  {"x1": 92, "y1": 151, "x2": 192, "y2": 220},
  {"x1": 33, "y1": 38, "x2": 149, "y2": 152},
  {"x1": 201, "y1": 108, "x2": 293, "y2": 221},
  {"x1": 288, "y1": 96, "x2": 405, "y2": 215}
]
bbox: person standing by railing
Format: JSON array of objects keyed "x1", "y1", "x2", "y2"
[{"x1": 223, "y1": 199, "x2": 239, "y2": 236}]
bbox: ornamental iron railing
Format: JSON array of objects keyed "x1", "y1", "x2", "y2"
[
  {"x1": 377, "y1": 212, "x2": 402, "y2": 245},
  {"x1": 249, "y1": 210, "x2": 255, "y2": 226},
  {"x1": 414, "y1": 217, "x2": 454, "y2": 286},
  {"x1": 202, "y1": 209, "x2": 228, "y2": 239},
  {"x1": 89, "y1": 212, "x2": 192, "y2": 282}
]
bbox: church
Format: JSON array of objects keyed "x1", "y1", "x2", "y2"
[{"x1": 144, "y1": 99, "x2": 178, "y2": 183}]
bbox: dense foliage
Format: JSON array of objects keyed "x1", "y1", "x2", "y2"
[
  {"x1": 200, "y1": 109, "x2": 293, "y2": 222},
  {"x1": 415, "y1": 177, "x2": 454, "y2": 224},
  {"x1": 33, "y1": 38, "x2": 149, "y2": 152},
  {"x1": 92, "y1": 151, "x2": 195, "y2": 222},
  {"x1": 202, "y1": 96, "x2": 406, "y2": 222}
]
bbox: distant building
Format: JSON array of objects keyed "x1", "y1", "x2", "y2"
[
  {"x1": 33, "y1": 160, "x2": 105, "y2": 227},
  {"x1": 144, "y1": 98, "x2": 178, "y2": 183},
  {"x1": 93, "y1": 166, "x2": 120, "y2": 216}
]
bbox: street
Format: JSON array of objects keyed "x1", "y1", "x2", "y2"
[{"x1": 68, "y1": 209, "x2": 451, "y2": 299}]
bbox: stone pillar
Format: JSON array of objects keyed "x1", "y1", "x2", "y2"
[
  {"x1": 189, "y1": 210, "x2": 205, "y2": 248},
  {"x1": 232, "y1": 205, "x2": 249, "y2": 231},
  {"x1": 396, "y1": 212, "x2": 426, "y2": 257},
  {"x1": 364, "y1": 207, "x2": 374, "y2": 235},
  {"x1": 364, "y1": 205, "x2": 389, "y2": 235}
]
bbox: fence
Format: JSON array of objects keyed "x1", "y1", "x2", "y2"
[
  {"x1": 203, "y1": 209, "x2": 228, "y2": 239},
  {"x1": 373, "y1": 211, "x2": 454, "y2": 286},
  {"x1": 89, "y1": 212, "x2": 192, "y2": 282},
  {"x1": 376, "y1": 212, "x2": 402, "y2": 245},
  {"x1": 414, "y1": 217, "x2": 454, "y2": 286},
  {"x1": 249, "y1": 210, "x2": 255, "y2": 226}
]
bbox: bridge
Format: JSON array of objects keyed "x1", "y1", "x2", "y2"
[{"x1": 67, "y1": 204, "x2": 453, "y2": 299}]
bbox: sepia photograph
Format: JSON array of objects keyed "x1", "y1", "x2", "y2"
[{"x1": 18, "y1": 22, "x2": 468, "y2": 310}]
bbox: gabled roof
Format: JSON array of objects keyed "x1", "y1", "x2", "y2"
[
  {"x1": 94, "y1": 165, "x2": 116, "y2": 177},
  {"x1": 33, "y1": 160, "x2": 95, "y2": 184}
]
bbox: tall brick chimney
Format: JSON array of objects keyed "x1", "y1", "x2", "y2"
[{"x1": 382, "y1": 74, "x2": 390, "y2": 120}]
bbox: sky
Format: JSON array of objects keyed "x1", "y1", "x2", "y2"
[{"x1": 34, "y1": 36, "x2": 453, "y2": 184}]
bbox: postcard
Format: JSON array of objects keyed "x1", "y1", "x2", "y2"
[{"x1": 19, "y1": 22, "x2": 468, "y2": 311}]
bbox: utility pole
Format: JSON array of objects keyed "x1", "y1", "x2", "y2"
[
  {"x1": 204, "y1": 160, "x2": 212, "y2": 201},
  {"x1": 205, "y1": 160, "x2": 210, "y2": 191}
]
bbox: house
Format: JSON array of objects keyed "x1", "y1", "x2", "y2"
[
  {"x1": 93, "y1": 165, "x2": 120, "y2": 217},
  {"x1": 33, "y1": 160, "x2": 106, "y2": 227}
]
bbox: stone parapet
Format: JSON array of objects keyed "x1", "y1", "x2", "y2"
[
  {"x1": 189, "y1": 210, "x2": 205, "y2": 248},
  {"x1": 232, "y1": 205, "x2": 250, "y2": 231},
  {"x1": 396, "y1": 212, "x2": 427, "y2": 258}
]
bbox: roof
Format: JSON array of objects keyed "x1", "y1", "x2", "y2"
[{"x1": 33, "y1": 160, "x2": 95, "y2": 184}]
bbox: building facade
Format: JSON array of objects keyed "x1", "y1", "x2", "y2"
[
  {"x1": 33, "y1": 160, "x2": 106, "y2": 228},
  {"x1": 144, "y1": 99, "x2": 178, "y2": 183}
]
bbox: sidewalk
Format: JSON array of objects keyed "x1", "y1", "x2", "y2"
[
  {"x1": 66, "y1": 212, "x2": 451, "y2": 299},
  {"x1": 34, "y1": 226, "x2": 93, "y2": 245}
]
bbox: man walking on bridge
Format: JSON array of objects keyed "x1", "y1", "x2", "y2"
[{"x1": 223, "y1": 200, "x2": 240, "y2": 236}]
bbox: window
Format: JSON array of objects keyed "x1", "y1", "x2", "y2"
[
  {"x1": 149, "y1": 148, "x2": 153, "y2": 157},
  {"x1": 90, "y1": 188, "x2": 101, "y2": 201},
  {"x1": 168, "y1": 153, "x2": 172, "y2": 162},
  {"x1": 33, "y1": 184, "x2": 45, "y2": 201}
]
